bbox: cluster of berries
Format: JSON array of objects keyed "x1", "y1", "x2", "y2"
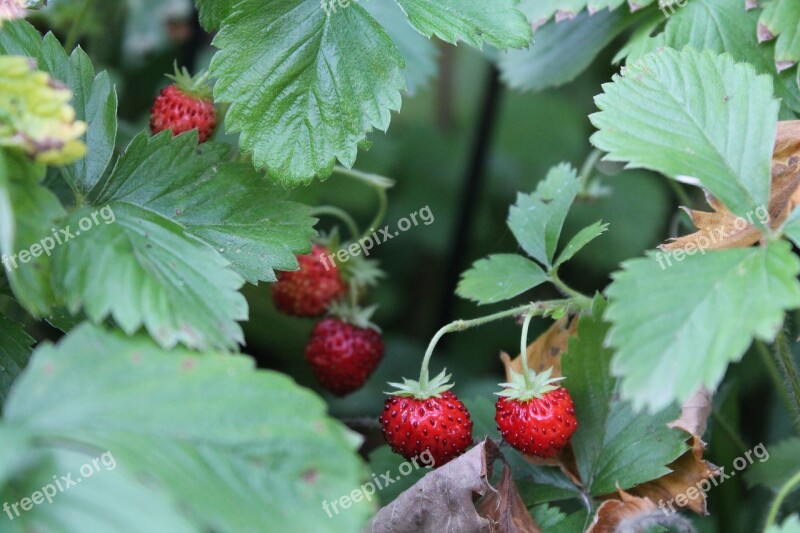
[{"x1": 272, "y1": 245, "x2": 384, "y2": 396}]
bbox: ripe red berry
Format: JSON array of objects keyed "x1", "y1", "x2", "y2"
[
  {"x1": 272, "y1": 245, "x2": 346, "y2": 317},
  {"x1": 495, "y1": 386, "x2": 577, "y2": 458},
  {"x1": 305, "y1": 318, "x2": 384, "y2": 396},
  {"x1": 380, "y1": 390, "x2": 473, "y2": 467},
  {"x1": 150, "y1": 66, "x2": 217, "y2": 143}
]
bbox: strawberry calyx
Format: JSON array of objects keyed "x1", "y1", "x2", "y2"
[
  {"x1": 496, "y1": 367, "x2": 565, "y2": 402},
  {"x1": 385, "y1": 368, "x2": 455, "y2": 399},
  {"x1": 327, "y1": 299, "x2": 380, "y2": 332},
  {"x1": 166, "y1": 62, "x2": 213, "y2": 101}
]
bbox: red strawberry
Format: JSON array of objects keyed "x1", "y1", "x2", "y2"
[
  {"x1": 380, "y1": 370, "x2": 473, "y2": 466},
  {"x1": 495, "y1": 368, "x2": 577, "y2": 458},
  {"x1": 150, "y1": 65, "x2": 217, "y2": 143},
  {"x1": 272, "y1": 244, "x2": 347, "y2": 317},
  {"x1": 305, "y1": 317, "x2": 384, "y2": 396}
]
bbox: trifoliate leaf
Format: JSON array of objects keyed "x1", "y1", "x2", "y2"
[
  {"x1": 507, "y1": 163, "x2": 581, "y2": 268},
  {"x1": 758, "y1": 0, "x2": 800, "y2": 72},
  {"x1": 0, "y1": 20, "x2": 117, "y2": 194},
  {"x1": 210, "y1": 0, "x2": 405, "y2": 185},
  {"x1": 0, "y1": 313, "x2": 32, "y2": 412},
  {"x1": 457, "y1": 254, "x2": 548, "y2": 305},
  {"x1": 52, "y1": 203, "x2": 247, "y2": 351},
  {"x1": 605, "y1": 242, "x2": 800, "y2": 412},
  {"x1": 554, "y1": 221, "x2": 608, "y2": 268},
  {"x1": 562, "y1": 297, "x2": 687, "y2": 495},
  {"x1": 591, "y1": 48, "x2": 779, "y2": 222},
  {"x1": 393, "y1": 0, "x2": 532, "y2": 50},
  {"x1": 92, "y1": 131, "x2": 316, "y2": 283},
  {"x1": 2, "y1": 325, "x2": 371, "y2": 532}
]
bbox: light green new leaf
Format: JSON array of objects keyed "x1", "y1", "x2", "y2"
[
  {"x1": 605, "y1": 242, "x2": 800, "y2": 412},
  {"x1": 93, "y1": 131, "x2": 316, "y2": 283},
  {"x1": 507, "y1": 163, "x2": 581, "y2": 268},
  {"x1": 3, "y1": 325, "x2": 371, "y2": 532},
  {"x1": 554, "y1": 221, "x2": 608, "y2": 268},
  {"x1": 745, "y1": 438, "x2": 800, "y2": 492},
  {"x1": 563, "y1": 297, "x2": 687, "y2": 495},
  {"x1": 363, "y1": 0, "x2": 438, "y2": 95},
  {"x1": 457, "y1": 254, "x2": 548, "y2": 305},
  {"x1": 211, "y1": 0, "x2": 405, "y2": 185},
  {"x1": 394, "y1": 0, "x2": 531, "y2": 50},
  {"x1": 0, "y1": 314, "x2": 33, "y2": 412},
  {"x1": 759, "y1": 0, "x2": 800, "y2": 72},
  {"x1": 52, "y1": 203, "x2": 247, "y2": 351},
  {"x1": 618, "y1": 0, "x2": 800, "y2": 115},
  {"x1": 195, "y1": 0, "x2": 235, "y2": 31},
  {"x1": 0, "y1": 20, "x2": 118, "y2": 194},
  {"x1": 501, "y1": 9, "x2": 635, "y2": 92},
  {"x1": 591, "y1": 48, "x2": 779, "y2": 222}
]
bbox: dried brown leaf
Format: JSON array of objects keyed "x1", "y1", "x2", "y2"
[
  {"x1": 475, "y1": 464, "x2": 541, "y2": 533},
  {"x1": 587, "y1": 489, "x2": 658, "y2": 533}
]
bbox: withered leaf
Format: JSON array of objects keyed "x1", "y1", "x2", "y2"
[
  {"x1": 586, "y1": 489, "x2": 659, "y2": 533},
  {"x1": 366, "y1": 439, "x2": 540, "y2": 533}
]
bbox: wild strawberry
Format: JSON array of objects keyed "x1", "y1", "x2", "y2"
[
  {"x1": 305, "y1": 317, "x2": 384, "y2": 396},
  {"x1": 272, "y1": 244, "x2": 347, "y2": 317},
  {"x1": 150, "y1": 64, "x2": 217, "y2": 143},
  {"x1": 380, "y1": 370, "x2": 473, "y2": 466},
  {"x1": 495, "y1": 367, "x2": 577, "y2": 458}
]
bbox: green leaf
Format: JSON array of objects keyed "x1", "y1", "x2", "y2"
[
  {"x1": 554, "y1": 221, "x2": 608, "y2": 268},
  {"x1": 195, "y1": 0, "x2": 234, "y2": 31},
  {"x1": 363, "y1": 0, "x2": 438, "y2": 95},
  {"x1": 93, "y1": 131, "x2": 316, "y2": 283},
  {"x1": 500, "y1": 9, "x2": 636, "y2": 92},
  {"x1": 520, "y1": 0, "x2": 627, "y2": 29},
  {"x1": 563, "y1": 297, "x2": 687, "y2": 495},
  {"x1": 0, "y1": 314, "x2": 33, "y2": 412},
  {"x1": 768, "y1": 515, "x2": 800, "y2": 533},
  {"x1": 3, "y1": 325, "x2": 371, "y2": 532},
  {"x1": 530, "y1": 505, "x2": 587, "y2": 533},
  {"x1": 591, "y1": 48, "x2": 779, "y2": 222},
  {"x1": 457, "y1": 254, "x2": 548, "y2": 305},
  {"x1": 52, "y1": 203, "x2": 247, "y2": 351},
  {"x1": 0, "y1": 20, "x2": 117, "y2": 194},
  {"x1": 745, "y1": 438, "x2": 800, "y2": 492},
  {"x1": 210, "y1": 0, "x2": 405, "y2": 185},
  {"x1": 783, "y1": 207, "x2": 800, "y2": 247},
  {"x1": 605, "y1": 242, "x2": 800, "y2": 412},
  {"x1": 618, "y1": 0, "x2": 800, "y2": 115},
  {"x1": 759, "y1": 0, "x2": 800, "y2": 72},
  {"x1": 393, "y1": 0, "x2": 531, "y2": 50},
  {"x1": 507, "y1": 163, "x2": 580, "y2": 268}
]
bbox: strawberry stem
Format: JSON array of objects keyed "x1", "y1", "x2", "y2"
[
  {"x1": 309, "y1": 206, "x2": 360, "y2": 240},
  {"x1": 417, "y1": 299, "x2": 574, "y2": 392},
  {"x1": 519, "y1": 308, "x2": 537, "y2": 389},
  {"x1": 549, "y1": 270, "x2": 592, "y2": 311},
  {"x1": 331, "y1": 166, "x2": 394, "y2": 242}
]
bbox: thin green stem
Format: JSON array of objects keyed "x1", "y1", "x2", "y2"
[
  {"x1": 64, "y1": 0, "x2": 92, "y2": 52},
  {"x1": 757, "y1": 341, "x2": 796, "y2": 417},
  {"x1": 519, "y1": 309, "x2": 537, "y2": 388},
  {"x1": 331, "y1": 166, "x2": 394, "y2": 241},
  {"x1": 710, "y1": 409, "x2": 748, "y2": 456},
  {"x1": 549, "y1": 271, "x2": 592, "y2": 311},
  {"x1": 309, "y1": 206, "x2": 360, "y2": 241},
  {"x1": 764, "y1": 469, "x2": 800, "y2": 531},
  {"x1": 666, "y1": 179, "x2": 694, "y2": 209},
  {"x1": 417, "y1": 300, "x2": 572, "y2": 391},
  {"x1": 578, "y1": 149, "x2": 603, "y2": 193},
  {"x1": 774, "y1": 329, "x2": 800, "y2": 434},
  {"x1": 363, "y1": 186, "x2": 388, "y2": 241}
]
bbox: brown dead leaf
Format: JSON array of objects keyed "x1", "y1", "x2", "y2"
[
  {"x1": 661, "y1": 120, "x2": 800, "y2": 252},
  {"x1": 475, "y1": 463, "x2": 541, "y2": 533},
  {"x1": 587, "y1": 489, "x2": 658, "y2": 533},
  {"x1": 366, "y1": 439, "x2": 540, "y2": 533}
]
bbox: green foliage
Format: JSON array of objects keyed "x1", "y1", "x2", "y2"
[
  {"x1": 605, "y1": 242, "x2": 800, "y2": 412},
  {"x1": 592, "y1": 47, "x2": 779, "y2": 222},
  {"x1": 457, "y1": 254, "x2": 548, "y2": 305},
  {"x1": 563, "y1": 298, "x2": 687, "y2": 494},
  {"x1": 758, "y1": 0, "x2": 800, "y2": 71},
  {"x1": 0, "y1": 325, "x2": 371, "y2": 531},
  {"x1": 0, "y1": 314, "x2": 33, "y2": 411},
  {"x1": 746, "y1": 438, "x2": 800, "y2": 492}
]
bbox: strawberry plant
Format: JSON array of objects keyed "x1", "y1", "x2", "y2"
[{"x1": 2, "y1": 0, "x2": 800, "y2": 532}]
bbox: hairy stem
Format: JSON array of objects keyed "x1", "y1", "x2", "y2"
[
  {"x1": 519, "y1": 309, "x2": 537, "y2": 388},
  {"x1": 549, "y1": 271, "x2": 592, "y2": 311},
  {"x1": 773, "y1": 329, "x2": 800, "y2": 434}
]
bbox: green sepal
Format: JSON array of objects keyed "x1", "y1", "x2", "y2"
[
  {"x1": 496, "y1": 367, "x2": 565, "y2": 402},
  {"x1": 385, "y1": 368, "x2": 455, "y2": 399}
]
